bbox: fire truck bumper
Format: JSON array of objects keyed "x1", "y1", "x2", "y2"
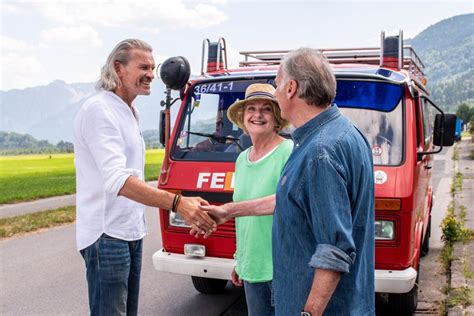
[
  {"x1": 153, "y1": 248, "x2": 234, "y2": 280},
  {"x1": 375, "y1": 267, "x2": 417, "y2": 293}
]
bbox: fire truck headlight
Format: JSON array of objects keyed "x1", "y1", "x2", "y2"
[
  {"x1": 184, "y1": 244, "x2": 206, "y2": 257},
  {"x1": 169, "y1": 212, "x2": 191, "y2": 228},
  {"x1": 374, "y1": 220, "x2": 395, "y2": 240}
]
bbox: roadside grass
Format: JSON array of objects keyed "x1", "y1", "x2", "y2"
[
  {"x1": 143, "y1": 149, "x2": 164, "y2": 182},
  {"x1": 440, "y1": 142, "x2": 474, "y2": 311},
  {"x1": 0, "y1": 206, "x2": 76, "y2": 238},
  {"x1": 447, "y1": 286, "x2": 472, "y2": 308},
  {"x1": 450, "y1": 172, "x2": 464, "y2": 196},
  {"x1": 0, "y1": 150, "x2": 164, "y2": 204},
  {"x1": 453, "y1": 145, "x2": 460, "y2": 161}
]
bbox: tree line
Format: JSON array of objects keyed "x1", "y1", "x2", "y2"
[
  {"x1": 0, "y1": 132, "x2": 74, "y2": 155},
  {"x1": 0, "y1": 130, "x2": 163, "y2": 156},
  {"x1": 2, "y1": 100, "x2": 472, "y2": 156}
]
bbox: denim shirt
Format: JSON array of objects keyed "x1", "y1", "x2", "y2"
[{"x1": 273, "y1": 105, "x2": 375, "y2": 316}]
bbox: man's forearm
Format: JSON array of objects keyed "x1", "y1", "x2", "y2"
[
  {"x1": 304, "y1": 269, "x2": 341, "y2": 315},
  {"x1": 226, "y1": 194, "x2": 276, "y2": 217},
  {"x1": 118, "y1": 175, "x2": 174, "y2": 209}
]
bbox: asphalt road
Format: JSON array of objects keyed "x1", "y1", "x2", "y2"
[
  {"x1": 0, "y1": 147, "x2": 454, "y2": 315},
  {"x1": 0, "y1": 206, "x2": 245, "y2": 316}
]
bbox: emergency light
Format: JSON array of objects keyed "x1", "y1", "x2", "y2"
[{"x1": 380, "y1": 30, "x2": 403, "y2": 70}]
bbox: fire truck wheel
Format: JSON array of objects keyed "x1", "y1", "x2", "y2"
[
  {"x1": 421, "y1": 215, "x2": 431, "y2": 257},
  {"x1": 386, "y1": 273, "x2": 419, "y2": 314},
  {"x1": 191, "y1": 276, "x2": 228, "y2": 294}
]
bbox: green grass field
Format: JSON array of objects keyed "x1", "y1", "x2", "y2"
[
  {"x1": 0, "y1": 206, "x2": 76, "y2": 238},
  {"x1": 0, "y1": 150, "x2": 164, "y2": 205}
]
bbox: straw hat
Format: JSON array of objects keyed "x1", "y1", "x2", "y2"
[{"x1": 227, "y1": 83, "x2": 288, "y2": 132}]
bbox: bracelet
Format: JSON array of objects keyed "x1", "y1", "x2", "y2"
[{"x1": 171, "y1": 194, "x2": 182, "y2": 213}]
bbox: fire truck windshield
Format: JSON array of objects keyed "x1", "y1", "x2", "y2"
[
  {"x1": 337, "y1": 80, "x2": 404, "y2": 165},
  {"x1": 172, "y1": 78, "x2": 276, "y2": 162},
  {"x1": 172, "y1": 78, "x2": 404, "y2": 165}
]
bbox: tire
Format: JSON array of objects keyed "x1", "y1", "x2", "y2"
[
  {"x1": 421, "y1": 215, "x2": 431, "y2": 257},
  {"x1": 377, "y1": 271, "x2": 419, "y2": 315},
  {"x1": 191, "y1": 276, "x2": 228, "y2": 294}
]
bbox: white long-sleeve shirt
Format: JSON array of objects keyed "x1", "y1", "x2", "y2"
[{"x1": 73, "y1": 90, "x2": 147, "y2": 250}]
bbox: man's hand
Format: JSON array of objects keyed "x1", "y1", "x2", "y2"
[
  {"x1": 231, "y1": 267, "x2": 243, "y2": 287},
  {"x1": 176, "y1": 196, "x2": 216, "y2": 234},
  {"x1": 189, "y1": 204, "x2": 233, "y2": 238},
  {"x1": 200, "y1": 204, "x2": 232, "y2": 226}
]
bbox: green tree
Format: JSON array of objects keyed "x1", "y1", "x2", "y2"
[{"x1": 456, "y1": 103, "x2": 474, "y2": 123}]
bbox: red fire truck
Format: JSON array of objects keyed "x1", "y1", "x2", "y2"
[{"x1": 153, "y1": 32, "x2": 456, "y2": 314}]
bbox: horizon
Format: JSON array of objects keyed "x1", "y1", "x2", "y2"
[{"x1": 1, "y1": 0, "x2": 472, "y2": 92}]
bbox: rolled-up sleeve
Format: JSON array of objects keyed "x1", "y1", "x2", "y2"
[
  {"x1": 306, "y1": 154, "x2": 356, "y2": 274},
  {"x1": 81, "y1": 102, "x2": 140, "y2": 195}
]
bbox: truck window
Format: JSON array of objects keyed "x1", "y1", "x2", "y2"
[
  {"x1": 337, "y1": 80, "x2": 404, "y2": 166},
  {"x1": 173, "y1": 78, "x2": 404, "y2": 165},
  {"x1": 421, "y1": 97, "x2": 433, "y2": 145},
  {"x1": 172, "y1": 79, "x2": 273, "y2": 162}
]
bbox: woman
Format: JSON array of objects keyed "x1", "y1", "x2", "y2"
[{"x1": 227, "y1": 83, "x2": 293, "y2": 315}]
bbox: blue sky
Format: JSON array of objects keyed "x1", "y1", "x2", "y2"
[{"x1": 1, "y1": 0, "x2": 472, "y2": 91}]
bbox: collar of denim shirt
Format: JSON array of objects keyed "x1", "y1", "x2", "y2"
[{"x1": 291, "y1": 104, "x2": 341, "y2": 146}]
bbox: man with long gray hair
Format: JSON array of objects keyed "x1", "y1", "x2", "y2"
[
  {"x1": 199, "y1": 48, "x2": 374, "y2": 315},
  {"x1": 73, "y1": 39, "x2": 216, "y2": 315}
]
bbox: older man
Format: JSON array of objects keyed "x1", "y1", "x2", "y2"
[
  {"x1": 200, "y1": 48, "x2": 374, "y2": 315},
  {"x1": 73, "y1": 39, "x2": 215, "y2": 315}
]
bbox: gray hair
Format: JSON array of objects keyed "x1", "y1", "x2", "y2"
[
  {"x1": 280, "y1": 48, "x2": 336, "y2": 107},
  {"x1": 96, "y1": 39, "x2": 153, "y2": 91}
]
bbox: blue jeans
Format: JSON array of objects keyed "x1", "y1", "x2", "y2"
[
  {"x1": 80, "y1": 234, "x2": 143, "y2": 316},
  {"x1": 244, "y1": 281, "x2": 274, "y2": 316}
]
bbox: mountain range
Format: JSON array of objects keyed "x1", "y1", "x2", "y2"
[
  {"x1": 0, "y1": 80, "x2": 171, "y2": 144},
  {"x1": 407, "y1": 13, "x2": 473, "y2": 109},
  {"x1": 0, "y1": 13, "x2": 472, "y2": 145}
]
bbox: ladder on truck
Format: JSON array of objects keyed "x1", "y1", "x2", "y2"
[{"x1": 239, "y1": 31, "x2": 425, "y2": 82}]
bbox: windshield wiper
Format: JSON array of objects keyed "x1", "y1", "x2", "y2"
[{"x1": 187, "y1": 131, "x2": 243, "y2": 151}]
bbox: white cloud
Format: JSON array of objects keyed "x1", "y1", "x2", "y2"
[
  {"x1": 40, "y1": 26, "x2": 102, "y2": 47},
  {"x1": 203, "y1": 0, "x2": 227, "y2": 4},
  {"x1": 2, "y1": 2, "x2": 26, "y2": 15},
  {"x1": 1, "y1": 35, "x2": 31, "y2": 53},
  {"x1": 26, "y1": 0, "x2": 227, "y2": 32},
  {"x1": 0, "y1": 36, "x2": 48, "y2": 90},
  {"x1": 0, "y1": 53, "x2": 50, "y2": 90}
]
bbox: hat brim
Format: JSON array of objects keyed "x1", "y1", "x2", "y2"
[{"x1": 227, "y1": 96, "x2": 280, "y2": 130}]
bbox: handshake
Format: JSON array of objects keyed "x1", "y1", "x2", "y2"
[
  {"x1": 174, "y1": 196, "x2": 231, "y2": 239},
  {"x1": 175, "y1": 194, "x2": 273, "y2": 238}
]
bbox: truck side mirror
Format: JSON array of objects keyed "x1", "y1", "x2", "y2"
[
  {"x1": 417, "y1": 97, "x2": 456, "y2": 161},
  {"x1": 433, "y1": 114, "x2": 456, "y2": 147},
  {"x1": 160, "y1": 56, "x2": 191, "y2": 90},
  {"x1": 159, "y1": 110, "x2": 166, "y2": 147}
]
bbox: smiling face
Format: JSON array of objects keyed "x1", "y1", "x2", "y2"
[
  {"x1": 242, "y1": 99, "x2": 278, "y2": 138},
  {"x1": 116, "y1": 49, "x2": 155, "y2": 103}
]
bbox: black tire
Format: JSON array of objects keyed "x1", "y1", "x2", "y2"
[
  {"x1": 377, "y1": 272, "x2": 419, "y2": 315},
  {"x1": 191, "y1": 276, "x2": 228, "y2": 294},
  {"x1": 421, "y1": 215, "x2": 431, "y2": 257}
]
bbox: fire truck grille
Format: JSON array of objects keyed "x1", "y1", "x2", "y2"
[
  {"x1": 215, "y1": 219, "x2": 236, "y2": 236},
  {"x1": 181, "y1": 190, "x2": 233, "y2": 204},
  {"x1": 183, "y1": 190, "x2": 235, "y2": 235}
]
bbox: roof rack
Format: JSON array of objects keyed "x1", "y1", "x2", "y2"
[{"x1": 239, "y1": 45, "x2": 425, "y2": 81}]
